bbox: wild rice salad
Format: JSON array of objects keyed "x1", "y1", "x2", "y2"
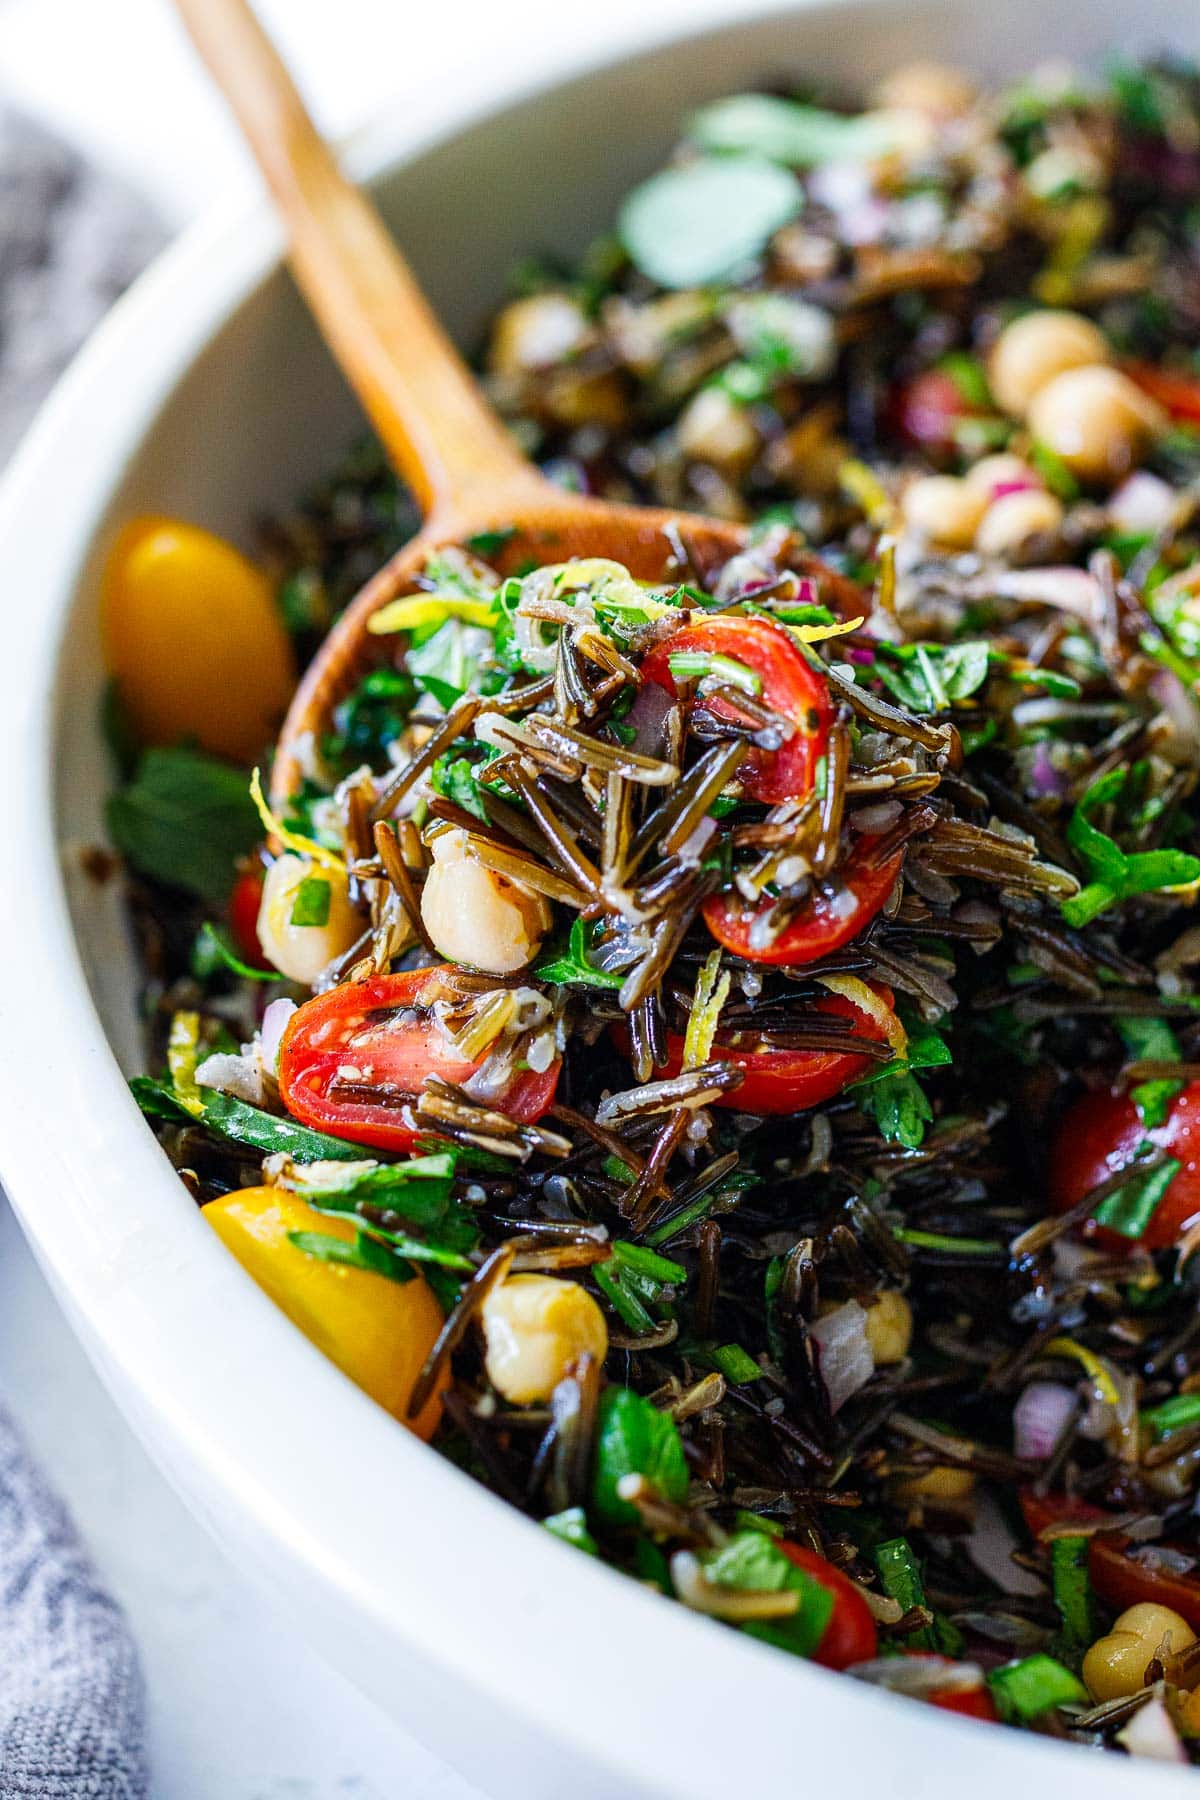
[{"x1": 104, "y1": 58, "x2": 1200, "y2": 1753}]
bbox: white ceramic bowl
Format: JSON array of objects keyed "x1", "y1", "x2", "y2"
[{"x1": 2, "y1": 4, "x2": 1198, "y2": 1795}]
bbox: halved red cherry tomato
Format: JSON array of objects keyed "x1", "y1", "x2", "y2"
[
  {"x1": 646, "y1": 984, "x2": 897, "y2": 1115},
  {"x1": 889, "y1": 369, "x2": 981, "y2": 460},
  {"x1": 641, "y1": 616, "x2": 833, "y2": 806},
  {"x1": 779, "y1": 1543, "x2": 878, "y2": 1669},
  {"x1": 1020, "y1": 1490, "x2": 1200, "y2": 1631},
  {"x1": 228, "y1": 865, "x2": 270, "y2": 970},
  {"x1": 278, "y1": 968, "x2": 560, "y2": 1154},
  {"x1": 904, "y1": 1653, "x2": 999, "y2": 1721},
  {"x1": 703, "y1": 840, "x2": 903, "y2": 968},
  {"x1": 1049, "y1": 1081, "x2": 1200, "y2": 1253},
  {"x1": 1124, "y1": 362, "x2": 1200, "y2": 425}
]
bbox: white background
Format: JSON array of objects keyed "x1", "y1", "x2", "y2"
[{"x1": 0, "y1": 2, "x2": 751, "y2": 1794}]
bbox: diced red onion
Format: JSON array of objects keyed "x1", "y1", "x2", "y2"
[
  {"x1": 1013, "y1": 1380, "x2": 1076, "y2": 1461},
  {"x1": 966, "y1": 1490, "x2": 1045, "y2": 1596},
  {"x1": 991, "y1": 477, "x2": 1042, "y2": 501},
  {"x1": 810, "y1": 1301, "x2": 874, "y2": 1413},
  {"x1": 847, "y1": 1656, "x2": 987, "y2": 1696},
  {"x1": 1029, "y1": 740, "x2": 1068, "y2": 798},
  {"x1": 851, "y1": 799, "x2": 902, "y2": 835},
  {"x1": 992, "y1": 566, "x2": 1103, "y2": 623},
  {"x1": 1117, "y1": 1697, "x2": 1187, "y2": 1764},
  {"x1": 260, "y1": 998, "x2": 297, "y2": 1074},
  {"x1": 1108, "y1": 471, "x2": 1176, "y2": 536}
]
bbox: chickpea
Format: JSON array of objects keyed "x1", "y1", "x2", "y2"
[
  {"x1": 420, "y1": 828, "x2": 551, "y2": 975},
  {"x1": 1175, "y1": 1684, "x2": 1200, "y2": 1737},
  {"x1": 864, "y1": 1290, "x2": 913, "y2": 1365},
  {"x1": 487, "y1": 292, "x2": 591, "y2": 377},
  {"x1": 1083, "y1": 1603, "x2": 1196, "y2": 1703},
  {"x1": 892, "y1": 1464, "x2": 977, "y2": 1504},
  {"x1": 256, "y1": 852, "x2": 362, "y2": 985},
  {"x1": 545, "y1": 367, "x2": 629, "y2": 432},
  {"x1": 102, "y1": 516, "x2": 296, "y2": 764},
  {"x1": 872, "y1": 61, "x2": 977, "y2": 119},
  {"x1": 204, "y1": 1187, "x2": 448, "y2": 1437},
  {"x1": 1027, "y1": 366, "x2": 1167, "y2": 485},
  {"x1": 676, "y1": 385, "x2": 760, "y2": 476},
  {"x1": 988, "y1": 310, "x2": 1110, "y2": 417},
  {"x1": 975, "y1": 489, "x2": 1065, "y2": 559},
  {"x1": 901, "y1": 475, "x2": 988, "y2": 549},
  {"x1": 480, "y1": 1274, "x2": 609, "y2": 1405},
  {"x1": 963, "y1": 453, "x2": 1041, "y2": 499}
]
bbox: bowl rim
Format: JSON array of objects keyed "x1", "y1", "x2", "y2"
[{"x1": 0, "y1": 7, "x2": 1194, "y2": 1794}]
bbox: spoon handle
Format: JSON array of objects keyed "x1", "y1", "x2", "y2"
[{"x1": 173, "y1": 0, "x2": 547, "y2": 523}]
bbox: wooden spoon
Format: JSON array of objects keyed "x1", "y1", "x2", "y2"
[{"x1": 174, "y1": 0, "x2": 844, "y2": 806}]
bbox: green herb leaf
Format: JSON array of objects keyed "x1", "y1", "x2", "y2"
[
  {"x1": 1061, "y1": 766, "x2": 1200, "y2": 927},
  {"x1": 724, "y1": 292, "x2": 835, "y2": 382},
  {"x1": 850, "y1": 1017, "x2": 952, "y2": 1093},
  {"x1": 107, "y1": 746, "x2": 262, "y2": 904},
  {"x1": 406, "y1": 616, "x2": 495, "y2": 705},
  {"x1": 287, "y1": 1228, "x2": 414, "y2": 1283},
  {"x1": 465, "y1": 527, "x2": 516, "y2": 559},
  {"x1": 289, "y1": 875, "x2": 331, "y2": 928},
  {"x1": 1029, "y1": 440, "x2": 1081, "y2": 501},
  {"x1": 875, "y1": 1538, "x2": 929, "y2": 1637},
  {"x1": 278, "y1": 567, "x2": 329, "y2": 636},
  {"x1": 430, "y1": 752, "x2": 493, "y2": 822},
  {"x1": 276, "y1": 1152, "x2": 457, "y2": 1224},
  {"x1": 689, "y1": 93, "x2": 907, "y2": 167},
  {"x1": 130, "y1": 1076, "x2": 365, "y2": 1163},
  {"x1": 937, "y1": 352, "x2": 993, "y2": 410},
  {"x1": 874, "y1": 1538, "x2": 963, "y2": 1655},
  {"x1": 590, "y1": 1386, "x2": 689, "y2": 1528},
  {"x1": 1107, "y1": 59, "x2": 1170, "y2": 134},
  {"x1": 618, "y1": 155, "x2": 802, "y2": 290},
  {"x1": 1092, "y1": 1153, "x2": 1181, "y2": 1240},
  {"x1": 191, "y1": 921, "x2": 283, "y2": 984},
  {"x1": 535, "y1": 917, "x2": 624, "y2": 990},
  {"x1": 325, "y1": 667, "x2": 416, "y2": 771},
  {"x1": 542, "y1": 1507, "x2": 599, "y2": 1556},
  {"x1": 1117, "y1": 1014, "x2": 1184, "y2": 1128},
  {"x1": 856, "y1": 1070, "x2": 934, "y2": 1149},
  {"x1": 699, "y1": 1530, "x2": 834, "y2": 1659},
  {"x1": 875, "y1": 640, "x2": 990, "y2": 713},
  {"x1": 1005, "y1": 664, "x2": 1082, "y2": 700}
]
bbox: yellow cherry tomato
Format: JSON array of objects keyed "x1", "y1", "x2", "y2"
[
  {"x1": 203, "y1": 1186, "x2": 447, "y2": 1439},
  {"x1": 102, "y1": 516, "x2": 296, "y2": 763}
]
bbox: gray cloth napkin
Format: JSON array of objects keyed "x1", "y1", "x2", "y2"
[
  {"x1": 0, "y1": 1407, "x2": 147, "y2": 1799},
  {"x1": 0, "y1": 103, "x2": 162, "y2": 1799},
  {"x1": 0, "y1": 106, "x2": 161, "y2": 465}
]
